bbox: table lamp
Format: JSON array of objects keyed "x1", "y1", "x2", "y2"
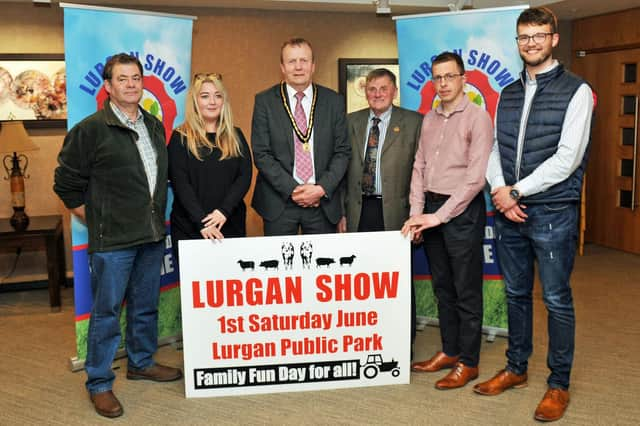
[{"x1": 0, "y1": 121, "x2": 40, "y2": 231}]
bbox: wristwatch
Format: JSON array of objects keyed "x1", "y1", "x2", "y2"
[{"x1": 509, "y1": 187, "x2": 521, "y2": 201}]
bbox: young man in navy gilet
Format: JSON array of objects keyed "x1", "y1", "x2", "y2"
[{"x1": 474, "y1": 7, "x2": 594, "y2": 423}]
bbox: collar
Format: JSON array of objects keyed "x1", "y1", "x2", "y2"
[
  {"x1": 435, "y1": 94, "x2": 470, "y2": 117},
  {"x1": 285, "y1": 83, "x2": 313, "y2": 101},
  {"x1": 102, "y1": 100, "x2": 155, "y2": 137},
  {"x1": 526, "y1": 59, "x2": 559, "y2": 83},
  {"x1": 521, "y1": 60, "x2": 563, "y2": 87},
  {"x1": 110, "y1": 101, "x2": 143, "y2": 125},
  {"x1": 368, "y1": 105, "x2": 393, "y2": 122}
]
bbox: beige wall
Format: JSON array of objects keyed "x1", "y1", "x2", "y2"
[
  {"x1": 0, "y1": 4, "x2": 65, "y2": 220},
  {"x1": 1, "y1": 3, "x2": 578, "y2": 274},
  {"x1": 0, "y1": 5, "x2": 69, "y2": 276},
  {"x1": 0, "y1": 3, "x2": 397, "y2": 274},
  {"x1": 187, "y1": 8, "x2": 398, "y2": 235}
]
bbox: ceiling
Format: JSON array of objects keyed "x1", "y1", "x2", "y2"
[{"x1": 15, "y1": 0, "x2": 640, "y2": 20}]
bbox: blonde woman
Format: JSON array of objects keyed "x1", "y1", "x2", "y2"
[{"x1": 168, "y1": 73, "x2": 252, "y2": 254}]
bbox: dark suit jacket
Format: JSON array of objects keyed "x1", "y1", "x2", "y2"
[
  {"x1": 251, "y1": 83, "x2": 350, "y2": 224},
  {"x1": 343, "y1": 106, "x2": 423, "y2": 231}
]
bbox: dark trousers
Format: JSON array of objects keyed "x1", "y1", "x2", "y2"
[
  {"x1": 358, "y1": 196, "x2": 385, "y2": 232},
  {"x1": 422, "y1": 192, "x2": 485, "y2": 367},
  {"x1": 263, "y1": 200, "x2": 335, "y2": 236}
]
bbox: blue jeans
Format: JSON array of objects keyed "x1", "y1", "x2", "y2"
[
  {"x1": 85, "y1": 241, "x2": 164, "y2": 395},
  {"x1": 495, "y1": 203, "x2": 577, "y2": 390}
]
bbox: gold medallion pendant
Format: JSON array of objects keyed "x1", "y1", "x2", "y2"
[{"x1": 303, "y1": 143, "x2": 310, "y2": 152}]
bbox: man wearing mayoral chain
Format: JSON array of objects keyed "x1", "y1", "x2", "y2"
[{"x1": 251, "y1": 37, "x2": 351, "y2": 235}]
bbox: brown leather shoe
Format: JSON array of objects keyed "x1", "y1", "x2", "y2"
[
  {"x1": 90, "y1": 390, "x2": 123, "y2": 418},
  {"x1": 434, "y1": 362, "x2": 479, "y2": 390},
  {"x1": 534, "y1": 388, "x2": 570, "y2": 422},
  {"x1": 473, "y1": 369, "x2": 528, "y2": 396},
  {"x1": 411, "y1": 351, "x2": 460, "y2": 373},
  {"x1": 127, "y1": 363, "x2": 183, "y2": 382}
]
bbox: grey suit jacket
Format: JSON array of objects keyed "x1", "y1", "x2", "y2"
[
  {"x1": 343, "y1": 106, "x2": 423, "y2": 231},
  {"x1": 251, "y1": 83, "x2": 350, "y2": 224}
]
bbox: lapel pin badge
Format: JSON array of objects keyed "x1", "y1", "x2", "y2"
[{"x1": 393, "y1": 126, "x2": 400, "y2": 133}]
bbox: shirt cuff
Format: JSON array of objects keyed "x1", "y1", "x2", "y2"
[
  {"x1": 490, "y1": 176, "x2": 506, "y2": 191},
  {"x1": 409, "y1": 205, "x2": 423, "y2": 217},
  {"x1": 513, "y1": 181, "x2": 531, "y2": 198},
  {"x1": 434, "y1": 210, "x2": 449, "y2": 224}
]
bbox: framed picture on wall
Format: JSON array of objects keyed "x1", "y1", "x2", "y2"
[
  {"x1": 0, "y1": 53, "x2": 66, "y2": 128},
  {"x1": 338, "y1": 58, "x2": 399, "y2": 114}
]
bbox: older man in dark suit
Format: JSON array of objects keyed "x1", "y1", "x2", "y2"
[
  {"x1": 338, "y1": 68, "x2": 422, "y2": 233},
  {"x1": 251, "y1": 37, "x2": 350, "y2": 236}
]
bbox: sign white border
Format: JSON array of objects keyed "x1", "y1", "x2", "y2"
[{"x1": 179, "y1": 231, "x2": 411, "y2": 397}]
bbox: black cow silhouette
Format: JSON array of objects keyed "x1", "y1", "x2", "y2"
[
  {"x1": 259, "y1": 259, "x2": 279, "y2": 270},
  {"x1": 316, "y1": 257, "x2": 335, "y2": 267},
  {"x1": 237, "y1": 260, "x2": 255, "y2": 271},
  {"x1": 340, "y1": 255, "x2": 356, "y2": 266}
]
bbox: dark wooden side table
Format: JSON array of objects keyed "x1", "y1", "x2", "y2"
[{"x1": 0, "y1": 215, "x2": 66, "y2": 312}]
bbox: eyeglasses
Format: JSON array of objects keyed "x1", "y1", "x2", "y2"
[
  {"x1": 515, "y1": 32, "x2": 554, "y2": 45},
  {"x1": 193, "y1": 73, "x2": 223, "y2": 82},
  {"x1": 431, "y1": 73, "x2": 463, "y2": 84}
]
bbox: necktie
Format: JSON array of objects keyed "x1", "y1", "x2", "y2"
[
  {"x1": 362, "y1": 117, "x2": 381, "y2": 195},
  {"x1": 293, "y1": 91, "x2": 313, "y2": 183}
]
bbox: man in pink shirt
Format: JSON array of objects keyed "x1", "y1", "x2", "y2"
[{"x1": 402, "y1": 51, "x2": 493, "y2": 390}]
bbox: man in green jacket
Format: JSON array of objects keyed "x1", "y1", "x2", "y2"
[{"x1": 54, "y1": 53, "x2": 181, "y2": 419}]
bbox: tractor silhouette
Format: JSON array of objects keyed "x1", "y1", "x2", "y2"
[{"x1": 361, "y1": 354, "x2": 400, "y2": 379}]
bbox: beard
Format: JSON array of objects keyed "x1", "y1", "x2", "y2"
[{"x1": 520, "y1": 50, "x2": 552, "y2": 68}]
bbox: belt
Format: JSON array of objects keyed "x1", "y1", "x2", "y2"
[
  {"x1": 425, "y1": 191, "x2": 450, "y2": 202},
  {"x1": 362, "y1": 194, "x2": 382, "y2": 200}
]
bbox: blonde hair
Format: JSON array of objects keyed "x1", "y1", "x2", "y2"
[{"x1": 176, "y1": 74, "x2": 242, "y2": 161}]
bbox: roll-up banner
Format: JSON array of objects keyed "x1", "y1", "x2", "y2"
[
  {"x1": 61, "y1": 2, "x2": 195, "y2": 369},
  {"x1": 395, "y1": 6, "x2": 527, "y2": 335}
]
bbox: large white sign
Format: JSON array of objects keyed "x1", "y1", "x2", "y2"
[{"x1": 179, "y1": 231, "x2": 411, "y2": 397}]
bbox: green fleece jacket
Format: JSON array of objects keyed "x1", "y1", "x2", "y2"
[{"x1": 54, "y1": 101, "x2": 168, "y2": 253}]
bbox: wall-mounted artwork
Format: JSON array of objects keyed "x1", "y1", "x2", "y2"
[
  {"x1": 338, "y1": 58, "x2": 400, "y2": 114},
  {"x1": 0, "y1": 54, "x2": 66, "y2": 128}
]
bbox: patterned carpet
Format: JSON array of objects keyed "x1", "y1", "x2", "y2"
[{"x1": 0, "y1": 244, "x2": 638, "y2": 425}]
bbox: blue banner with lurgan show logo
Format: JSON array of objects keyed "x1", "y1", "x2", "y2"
[
  {"x1": 63, "y1": 4, "x2": 194, "y2": 363},
  {"x1": 396, "y1": 6, "x2": 526, "y2": 333}
]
